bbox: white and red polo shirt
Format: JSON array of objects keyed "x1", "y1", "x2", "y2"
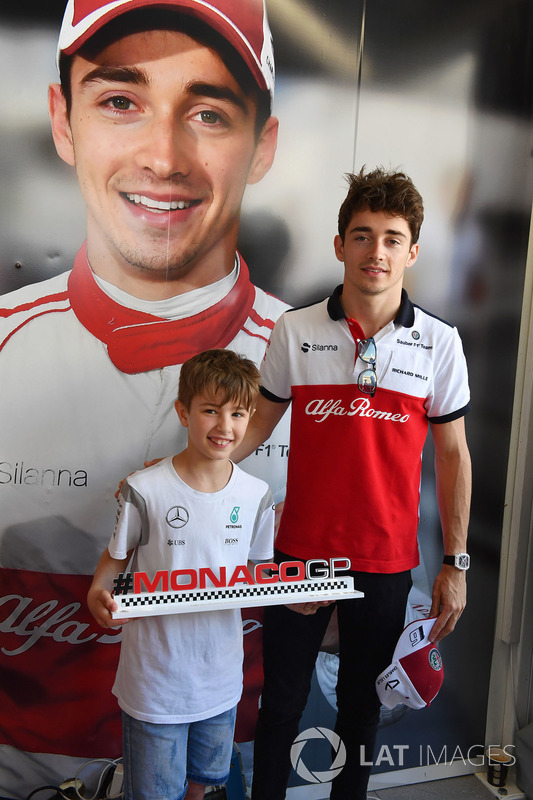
[{"x1": 260, "y1": 285, "x2": 470, "y2": 573}]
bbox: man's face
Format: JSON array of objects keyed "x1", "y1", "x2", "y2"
[
  {"x1": 334, "y1": 209, "x2": 419, "y2": 301},
  {"x1": 49, "y1": 29, "x2": 278, "y2": 295}
]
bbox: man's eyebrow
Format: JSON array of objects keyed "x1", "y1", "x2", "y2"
[
  {"x1": 349, "y1": 225, "x2": 407, "y2": 238},
  {"x1": 185, "y1": 81, "x2": 249, "y2": 114},
  {"x1": 80, "y1": 64, "x2": 148, "y2": 88}
]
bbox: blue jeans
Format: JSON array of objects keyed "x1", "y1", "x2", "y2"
[
  {"x1": 252, "y1": 550, "x2": 412, "y2": 800},
  {"x1": 122, "y1": 705, "x2": 237, "y2": 800}
]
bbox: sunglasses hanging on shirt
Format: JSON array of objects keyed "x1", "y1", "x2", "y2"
[{"x1": 356, "y1": 337, "x2": 377, "y2": 397}]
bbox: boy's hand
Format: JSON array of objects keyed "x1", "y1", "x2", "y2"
[{"x1": 87, "y1": 587, "x2": 127, "y2": 628}]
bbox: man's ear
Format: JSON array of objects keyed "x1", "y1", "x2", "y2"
[
  {"x1": 334, "y1": 234, "x2": 345, "y2": 264},
  {"x1": 175, "y1": 400, "x2": 189, "y2": 428},
  {"x1": 406, "y1": 242, "x2": 419, "y2": 269},
  {"x1": 48, "y1": 83, "x2": 76, "y2": 167},
  {"x1": 247, "y1": 116, "x2": 279, "y2": 185}
]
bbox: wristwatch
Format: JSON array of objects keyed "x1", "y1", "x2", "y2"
[{"x1": 443, "y1": 553, "x2": 470, "y2": 570}]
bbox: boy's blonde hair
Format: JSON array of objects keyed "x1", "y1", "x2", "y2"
[{"x1": 178, "y1": 349, "x2": 261, "y2": 411}]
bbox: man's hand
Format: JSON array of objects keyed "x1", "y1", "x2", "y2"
[
  {"x1": 115, "y1": 458, "x2": 164, "y2": 499},
  {"x1": 428, "y1": 565, "x2": 466, "y2": 642},
  {"x1": 286, "y1": 600, "x2": 335, "y2": 615}
]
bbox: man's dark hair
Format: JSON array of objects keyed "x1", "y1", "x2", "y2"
[
  {"x1": 58, "y1": 9, "x2": 271, "y2": 138},
  {"x1": 338, "y1": 167, "x2": 424, "y2": 244}
]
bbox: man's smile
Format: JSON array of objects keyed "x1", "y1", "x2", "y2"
[{"x1": 124, "y1": 193, "x2": 199, "y2": 212}]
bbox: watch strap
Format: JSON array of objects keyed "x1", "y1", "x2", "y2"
[{"x1": 443, "y1": 553, "x2": 470, "y2": 570}]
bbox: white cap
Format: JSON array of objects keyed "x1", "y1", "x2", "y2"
[{"x1": 376, "y1": 617, "x2": 444, "y2": 710}]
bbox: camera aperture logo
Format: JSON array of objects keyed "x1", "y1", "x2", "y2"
[{"x1": 290, "y1": 727, "x2": 346, "y2": 784}]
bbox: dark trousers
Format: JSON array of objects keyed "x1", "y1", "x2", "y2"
[{"x1": 252, "y1": 553, "x2": 412, "y2": 800}]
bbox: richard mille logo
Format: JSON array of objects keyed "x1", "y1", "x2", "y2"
[{"x1": 166, "y1": 506, "x2": 189, "y2": 528}]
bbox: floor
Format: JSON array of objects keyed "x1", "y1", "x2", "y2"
[{"x1": 367, "y1": 774, "x2": 523, "y2": 799}]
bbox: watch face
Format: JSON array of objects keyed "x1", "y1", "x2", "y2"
[{"x1": 457, "y1": 554, "x2": 470, "y2": 569}]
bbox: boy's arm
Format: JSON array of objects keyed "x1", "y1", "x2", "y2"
[{"x1": 88, "y1": 547, "x2": 134, "y2": 629}]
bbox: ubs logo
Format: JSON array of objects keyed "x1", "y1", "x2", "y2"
[{"x1": 166, "y1": 506, "x2": 189, "y2": 528}]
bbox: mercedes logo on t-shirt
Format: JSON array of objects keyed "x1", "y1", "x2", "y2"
[{"x1": 166, "y1": 506, "x2": 189, "y2": 528}]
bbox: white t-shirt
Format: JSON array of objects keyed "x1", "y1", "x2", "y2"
[{"x1": 109, "y1": 457, "x2": 274, "y2": 723}]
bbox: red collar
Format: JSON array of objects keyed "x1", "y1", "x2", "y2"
[{"x1": 68, "y1": 245, "x2": 255, "y2": 374}]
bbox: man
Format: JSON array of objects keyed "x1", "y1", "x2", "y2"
[
  {"x1": 0, "y1": 0, "x2": 290, "y2": 794},
  {"x1": 233, "y1": 167, "x2": 472, "y2": 799}
]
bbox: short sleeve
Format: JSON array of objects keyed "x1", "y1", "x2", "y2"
[
  {"x1": 249, "y1": 487, "x2": 275, "y2": 562},
  {"x1": 427, "y1": 327, "x2": 470, "y2": 422},
  {"x1": 108, "y1": 479, "x2": 145, "y2": 559},
  {"x1": 260, "y1": 312, "x2": 293, "y2": 402}
]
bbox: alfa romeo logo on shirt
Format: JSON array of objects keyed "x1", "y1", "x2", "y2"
[{"x1": 166, "y1": 506, "x2": 189, "y2": 528}]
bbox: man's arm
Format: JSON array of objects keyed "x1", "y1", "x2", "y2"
[
  {"x1": 428, "y1": 416, "x2": 471, "y2": 643},
  {"x1": 233, "y1": 392, "x2": 291, "y2": 463},
  {"x1": 238, "y1": 393, "x2": 330, "y2": 615}
]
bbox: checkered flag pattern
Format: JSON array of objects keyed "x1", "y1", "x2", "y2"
[{"x1": 111, "y1": 577, "x2": 362, "y2": 619}]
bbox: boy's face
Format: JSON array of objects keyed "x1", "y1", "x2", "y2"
[
  {"x1": 175, "y1": 389, "x2": 253, "y2": 463},
  {"x1": 48, "y1": 28, "x2": 278, "y2": 293}
]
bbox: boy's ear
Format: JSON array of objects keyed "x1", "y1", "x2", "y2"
[{"x1": 175, "y1": 400, "x2": 189, "y2": 427}]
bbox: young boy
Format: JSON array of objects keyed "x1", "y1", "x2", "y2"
[{"x1": 87, "y1": 349, "x2": 275, "y2": 800}]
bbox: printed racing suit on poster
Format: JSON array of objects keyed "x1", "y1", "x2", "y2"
[{"x1": 0, "y1": 244, "x2": 290, "y2": 796}]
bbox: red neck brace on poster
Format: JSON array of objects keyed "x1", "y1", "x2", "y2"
[{"x1": 68, "y1": 244, "x2": 256, "y2": 373}]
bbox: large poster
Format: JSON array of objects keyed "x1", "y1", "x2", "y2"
[{"x1": 1, "y1": 0, "x2": 532, "y2": 797}]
